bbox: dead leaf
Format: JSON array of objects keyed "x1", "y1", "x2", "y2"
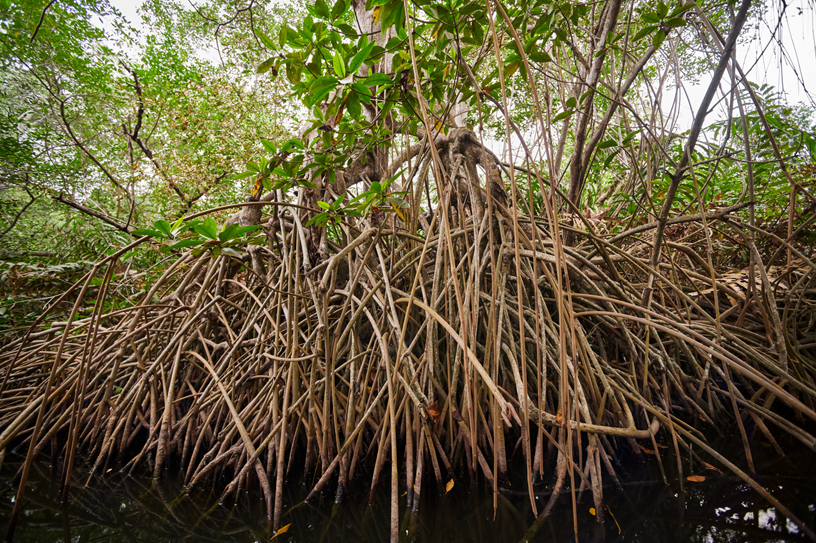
[
  {"x1": 446, "y1": 479, "x2": 454, "y2": 493},
  {"x1": 639, "y1": 445, "x2": 655, "y2": 455},
  {"x1": 605, "y1": 504, "x2": 621, "y2": 534},
  {"x1": 589, "y1": 507, "x2": 596, "y2": 516},
  {"x1": 555, "y1": 408, "x2": 563, "y2": 425},
  {"x1": 703, "y1": 462, "x2": 722, "y2": 473},
  {"x1": 271, "y1": 523, "x2": 291, "y2": 539},
  {"x1": 687, "y1": 475, "x2": 706, "y2": 482},
  {"x1": 427, "y1": 400, "x2": 441, "y2": 422},
  {"x1": 251, "y1": 176, "x2": 263, "y2": 199}
]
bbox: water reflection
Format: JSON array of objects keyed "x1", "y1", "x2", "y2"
[{"x1": 1, "y1": 442, "x2": 814, "y2": 543}]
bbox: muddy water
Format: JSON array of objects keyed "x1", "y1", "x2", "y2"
[{"x1": 1, "y1": 431, "x2": 814, "y2": 542}]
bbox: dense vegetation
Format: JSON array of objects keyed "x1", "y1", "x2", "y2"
[{"x1": 1, "y1": 0, "x2": 814, "y2": 541}]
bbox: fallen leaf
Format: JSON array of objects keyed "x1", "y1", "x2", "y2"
[
  {"x1": 687, "y1": 475, "x2": 706, "y2": 482},
  {"x1": 106, "y1": 468, "x2": 112, "y2": 473},
  {"x1": 271, "y1": 523, "x2": 291, "y2": 539},
  {"x1": 639, "y1": 445, "x2": 655, "y2": 455},
  {"x1": 703, "y1": 462, "x2": 722, "y2": 473},
  {"x1": 605, "y1": 504, "x2": 622, "y2": 534},
  {"x1": 446, "y1": 479, "x2": 454, "y2": 493},
  {"x1": 555, "y1": 408, "x2": 563, "y2": 425},
  {"x1": 589, "y1": 507, "x2": 596, "y2": 516}
]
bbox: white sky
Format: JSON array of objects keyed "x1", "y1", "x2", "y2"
[{"x1": 673, "y1": 0, "x2": 816, "y2": 130}]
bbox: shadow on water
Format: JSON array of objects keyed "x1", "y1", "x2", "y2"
[{"x1": 1, "y1": 431, "x2": 815, "y2": 543}]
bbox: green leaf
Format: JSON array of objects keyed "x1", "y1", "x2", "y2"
[
  {"x1": 132, "y1": 229, "x2": 163, "y2": 237},
  {"x1": 279, "y1": 25, "x2": 289, "y2": 48},
  {"x1": 314, "y1": 0, "x2": 330, "y2": 18},
  {"x1": 656, "y1": 1, "x2": 669, "y2": 18},
  {"x1": 665, "y1": 17, "x2": 686, "y2": 27},
  {"x1": 652, "y1": 29, "x2": 666, "y2": 49},
  {"x1": 349, "y1": 41, "x2": 376, "y2": 74},
  {"x1": 318, "y1": 201, "x2": 332, "y2": 210},
  {"x1": 529, "y1": 50, "x2": 552, "y2": 63},
  {"x1": 218, "y1": 224, "x2": 240, "y2": 242},
  {"x1": 235, "y1": 170, "x2": 256, "y2": 180},
  {"x1": 308, "y1": 76, "x2": 339, "y2": 106},
  {"x1": 347, "y1": 90, "x2": 361, "y2": 118},
  {"x1": 195, "y1": 218, "x2": 218, "y2": 240},
  {"x1": 153, "y1": 220, "x2": 172, "y2": 238},
  {"x1": 222, "y1": 247, "x2": 244, "y2": 258},
  {"x1": 553, "y1": 110, "x2": 573, "y2": 122},
  {"x1": 331, "y1": 0, "x2": 347, "y2": 19},
  {"x1": 603, "y1": 148, "x2": 621, "y2": 167},
  {"x1": 380, "y1": 0, "x2": 405, "y2": 31},
  {"x1": 597, "y1": 139, "x2": 617, "y2": 149},
  {"x1": 352, "y1": 81, "x2": 372, "y2": 103},
  {"x1": 170, "y1": 239, "x2": 205, "y2": 250},
  {"x1": 363, "y1": 73, "x2": 392, "y2": 86},
  {"x1": 256, "y1": 30, "x2": 276, "y2": 49},
  {"x1": 642, "y1": 13, "x2": 661, "y2": 24},
  {"x1": 670, "y1": 3, "x2": 696, "y2": 17},
  {"x1": 171, "y1": 217, "x2": 185, "y2": 234},
  {"x1": 633, "y1": 25, "x2": 658, "y2": 42},
  {"x1": 306, "y1": 211, "x2": 330, "y2": 227},
  {"x1": 333, "y1": 51, "x2": 346, "y2": 78},
  {"x1": 257, "y1": 57, "x2": 276, "y2": 74},
  {"x1": 623, "y1": 129, "x2": 642, "y2": 143},
  {"x1": 565, "y1": 96, "x2": 577, "y2": 108},
  {"x1": 386, "y1": 195, "x2": 408, "y2": 208}
]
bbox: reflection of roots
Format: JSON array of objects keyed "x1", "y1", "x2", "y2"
[{"x1": 1, "y1": 138, "x2": 815, "y2": 535}]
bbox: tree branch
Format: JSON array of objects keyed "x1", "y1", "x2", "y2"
[{"x1": 54, "y1": 193, "x2": 132, "y2": 233}]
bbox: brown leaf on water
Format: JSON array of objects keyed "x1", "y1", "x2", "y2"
[
  {"x1": 446, "y1": 479, "x2": 454, "y2": 493},
  {"x1": 687, "y1": 475, "x2": 706, "y2": 482},
  {"x1": 639, "y1": 445, "x2": 655, "y2": 455},
  {"x1": 704, "y1": 462, "x2": 722, "y2": 473}
]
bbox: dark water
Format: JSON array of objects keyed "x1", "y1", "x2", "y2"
[{"x1": 1, "y1": 434, "x2": 815, "y2": 543}]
